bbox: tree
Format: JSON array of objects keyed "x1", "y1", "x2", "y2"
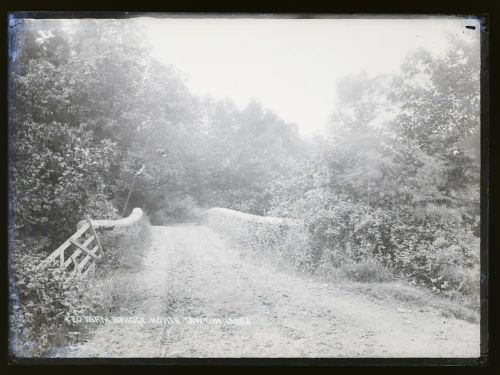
[
  {"x1": 390, "y1": 36, "x2": 480, "y2": 212},
  {"x1": 266, "y1": 34, "x2": 480, "y2": 294},
  {"x1": 9, "y1": 20, "x2": 121, "y2": 246},
  {"x1": 192, "y1": 99, "x2": 306, "y2": 215}
]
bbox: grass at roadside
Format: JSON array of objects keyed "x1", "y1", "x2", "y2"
[
  {"x1": 337, "y1": 280, "x2": 480, "y2": 324},
  {"x1": 91, "y1": 215, "x2": 152, "y2": 316},
  {"x1": 237, "y1": 236, "x2": 480, "y2": 325},
  {"x1": 39, "y1": 217, "x2": 152, "y2": 357},
  {"x1": 307, "y1": 259, "x2": 480, "y2": 324}
]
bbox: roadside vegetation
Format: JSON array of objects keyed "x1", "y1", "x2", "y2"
[{"x1": 9, "y1": 215, "x2": 151, "y2": 357}]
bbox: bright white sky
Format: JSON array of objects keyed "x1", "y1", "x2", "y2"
[{"x1": 142, "y1": 17, "x2": 480, "y2": 137}]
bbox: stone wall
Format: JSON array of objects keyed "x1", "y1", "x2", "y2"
[{"x1": 197, "y1": 208, "x2": 306, "y2": 262}]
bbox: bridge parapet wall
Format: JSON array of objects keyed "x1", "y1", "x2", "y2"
[{"x1": 198, "y1": 208, "x2": 306, "y2": 260}]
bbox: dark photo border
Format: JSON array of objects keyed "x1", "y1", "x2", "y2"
[{"x1": 1, "y1": 0, "x2": 495, "y2": 369}]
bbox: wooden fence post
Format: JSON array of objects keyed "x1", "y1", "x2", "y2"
[{"x1": 84, "y1": 214, "x2": 104, "y2": 259}]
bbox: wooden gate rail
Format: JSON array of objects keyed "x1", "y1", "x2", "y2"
[{"x1": 41, "y1": 208, "x2": 143, "y2": 276}]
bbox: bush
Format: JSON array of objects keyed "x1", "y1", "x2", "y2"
[
  {"x1": 339, "y1": 260, "x2": 393, "y2": 283},
  {"x1": 438, "y1": 263, "x2": 480, "y2": 310},
  {"x1": 270, "y1": 185, "x2": 480, "y2": 303},
  {"x1": 10, "y1": 238, "x2": 99, "y2": 357},
  {"x1": 85, "y1": 193, "x2": 121, "y2": 222},
  {"x1": 245, "y1": 221, "x2": 313, "y2": 273},
  {"x1": 9, "y1": 118, "x2": 118, "y2": 247}
]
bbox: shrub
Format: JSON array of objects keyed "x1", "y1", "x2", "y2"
[
  {"x1": 245, "y1": 221, "x2": 313, "y2": 273},
  {"x1": 270, "y1": 185, "x2": 480, "y2": 303},
  {"x1": 339, "y1": 260, "x2": 393, "y2": 283},
  {"x1": 9, "y1": 118, "x2": 118, "y2": 248},
  {"x1": 85, "y1": 193, "x2": 121, "y2": 222},
  {"x1": 9, "y1": 237, "x2": 99, "y2": 357},
  {"x1": 438, "y1": 263, "x2": 480, "y2": 310}
]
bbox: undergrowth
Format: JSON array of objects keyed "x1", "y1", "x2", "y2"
[
  {"x1": 221, "y1": 212, "x2": 480, "y2": 324},
  {"x1": 9, "y1": 215, "x2": 152, "y2": 357}
]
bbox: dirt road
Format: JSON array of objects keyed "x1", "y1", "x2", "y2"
[{"x1": 64, "y1": 225, "x2": 480, "y2": 358}]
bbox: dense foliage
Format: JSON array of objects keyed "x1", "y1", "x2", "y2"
[
  {"x1": 9, "y1": 238, "x2": 98, "y2": 356},
  {"x1": 269, "y1": 35, "x2": 480, "y2": 301}
]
